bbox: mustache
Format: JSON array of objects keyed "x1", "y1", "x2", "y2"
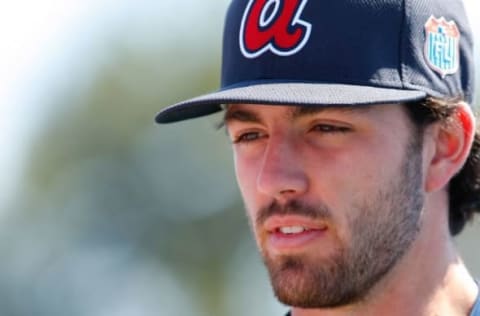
[{"x1": 256, "y1": 199, "x2": 332, "y2": 227}]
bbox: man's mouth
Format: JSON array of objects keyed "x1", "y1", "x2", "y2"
[
  {"x1": 277, "y1": 226, "x2": 311, "y2": 234},
  {"x1": 265, "y1": 215, "x2": 328, "y2": 232},
  {"x1": 264, "y1": 216, "x2": 329, "y2": 253}
]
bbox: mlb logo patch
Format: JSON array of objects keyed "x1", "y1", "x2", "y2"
[{"x1": 424, "y1": 16, "x2": 460, "y2": 78}]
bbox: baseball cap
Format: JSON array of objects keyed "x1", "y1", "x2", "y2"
[{"x1": 155, "y1": 0, "x2": 474, "y2": 123}]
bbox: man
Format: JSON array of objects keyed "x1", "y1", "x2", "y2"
[{"x1": 156, "y1": 0, "x2": 480, "y2": 315}]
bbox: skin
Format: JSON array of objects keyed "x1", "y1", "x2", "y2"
[{"x1": 224, "y1": 102, "x2": 478, "y2": 316}]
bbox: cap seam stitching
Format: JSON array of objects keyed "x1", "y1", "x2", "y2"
[
  {"x1": 221, "y1": 78, "x2": 408, "y2": 90},
  {"x1": 399, "y1": 0, "x2": 407, "y2": 88}
]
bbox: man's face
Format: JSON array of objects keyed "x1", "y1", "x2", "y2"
[{"x1": 225, "y1": 103, "x2": 425, "y2": 308}]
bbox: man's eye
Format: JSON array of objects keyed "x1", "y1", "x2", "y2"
[
  {"x1": 233, "y1": 132, "x2": 264, "y2": 144},
  {"x1": 311, "y1": 124, "x2": 350, "y2": 133}
]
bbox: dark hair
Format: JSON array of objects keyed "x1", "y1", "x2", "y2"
[{"x1": 404, "y1": 98, "x2": 480, "y2": 236}]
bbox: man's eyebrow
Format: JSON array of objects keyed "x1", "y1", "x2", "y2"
[
  {"x1": 223, "y1": 106, "x2": 353, "y2": 123},
  {"x1": 223, "y1": 108, "x2": 262, "y2": 125},
  {"x1": 217, "y1": 105, "x2": 370, "y2": 130},
  {"x1": 290, "y1": 105, "x2": 369, "y2": 119}
]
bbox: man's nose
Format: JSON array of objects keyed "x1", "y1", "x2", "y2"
[{"x1": 256, "y1": 135, "x2": 309, "y2": 201}]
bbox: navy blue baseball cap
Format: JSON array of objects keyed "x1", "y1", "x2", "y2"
[{"x1": 156, "y1": 0, "x2": 474, "y2": 123}]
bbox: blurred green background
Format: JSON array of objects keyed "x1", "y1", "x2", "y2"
[{"x1": 0, "y1": 1, "x2": 478, "y2": 315}]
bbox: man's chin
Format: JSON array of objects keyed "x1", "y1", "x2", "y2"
[
  {"x1": 267, "y1": 256, "x2": 315, "y2": 307},
  {"x1": 264, "y1": 252, "x2": 372, "y2": 308},
  {"x1": 264, "y1": 254, "x2": 348, "y2": 308}
]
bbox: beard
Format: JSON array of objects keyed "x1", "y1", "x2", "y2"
[{"x1": 254, "y1": 136, "x2": 424, "y2": 308}]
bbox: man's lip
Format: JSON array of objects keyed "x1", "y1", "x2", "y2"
[{"x1": 263, "y1": 215, "x2": 328, "y2": 233}]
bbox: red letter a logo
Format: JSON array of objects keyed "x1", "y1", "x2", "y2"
[{"x1": 240, "y1": 0, "x2": 312, "y2": 58}]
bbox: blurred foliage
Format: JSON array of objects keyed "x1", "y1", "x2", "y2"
[{"x1": 0, "y1": 9, "x2": 285, "y2": 315}]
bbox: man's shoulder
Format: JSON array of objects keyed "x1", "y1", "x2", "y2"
[{"x1": 472, "y1": 291, "x2": 480, "y2": 316}]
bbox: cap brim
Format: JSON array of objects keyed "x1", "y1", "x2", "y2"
[{"x1": 155, "y1": 83, "x2": 427, "y2": 123}]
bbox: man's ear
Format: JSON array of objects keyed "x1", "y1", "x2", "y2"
[{"x1": 425, "y1": 102, "x2": 476, "y2": 193}]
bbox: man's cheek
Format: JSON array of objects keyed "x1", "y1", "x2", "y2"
[{"x1": 235, "y1": 166, "x2": 258, "y2": 205}]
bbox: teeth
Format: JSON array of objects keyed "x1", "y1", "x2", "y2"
[{"x1": 279, "y1": 226, "x2": 307, "y2": 234}]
